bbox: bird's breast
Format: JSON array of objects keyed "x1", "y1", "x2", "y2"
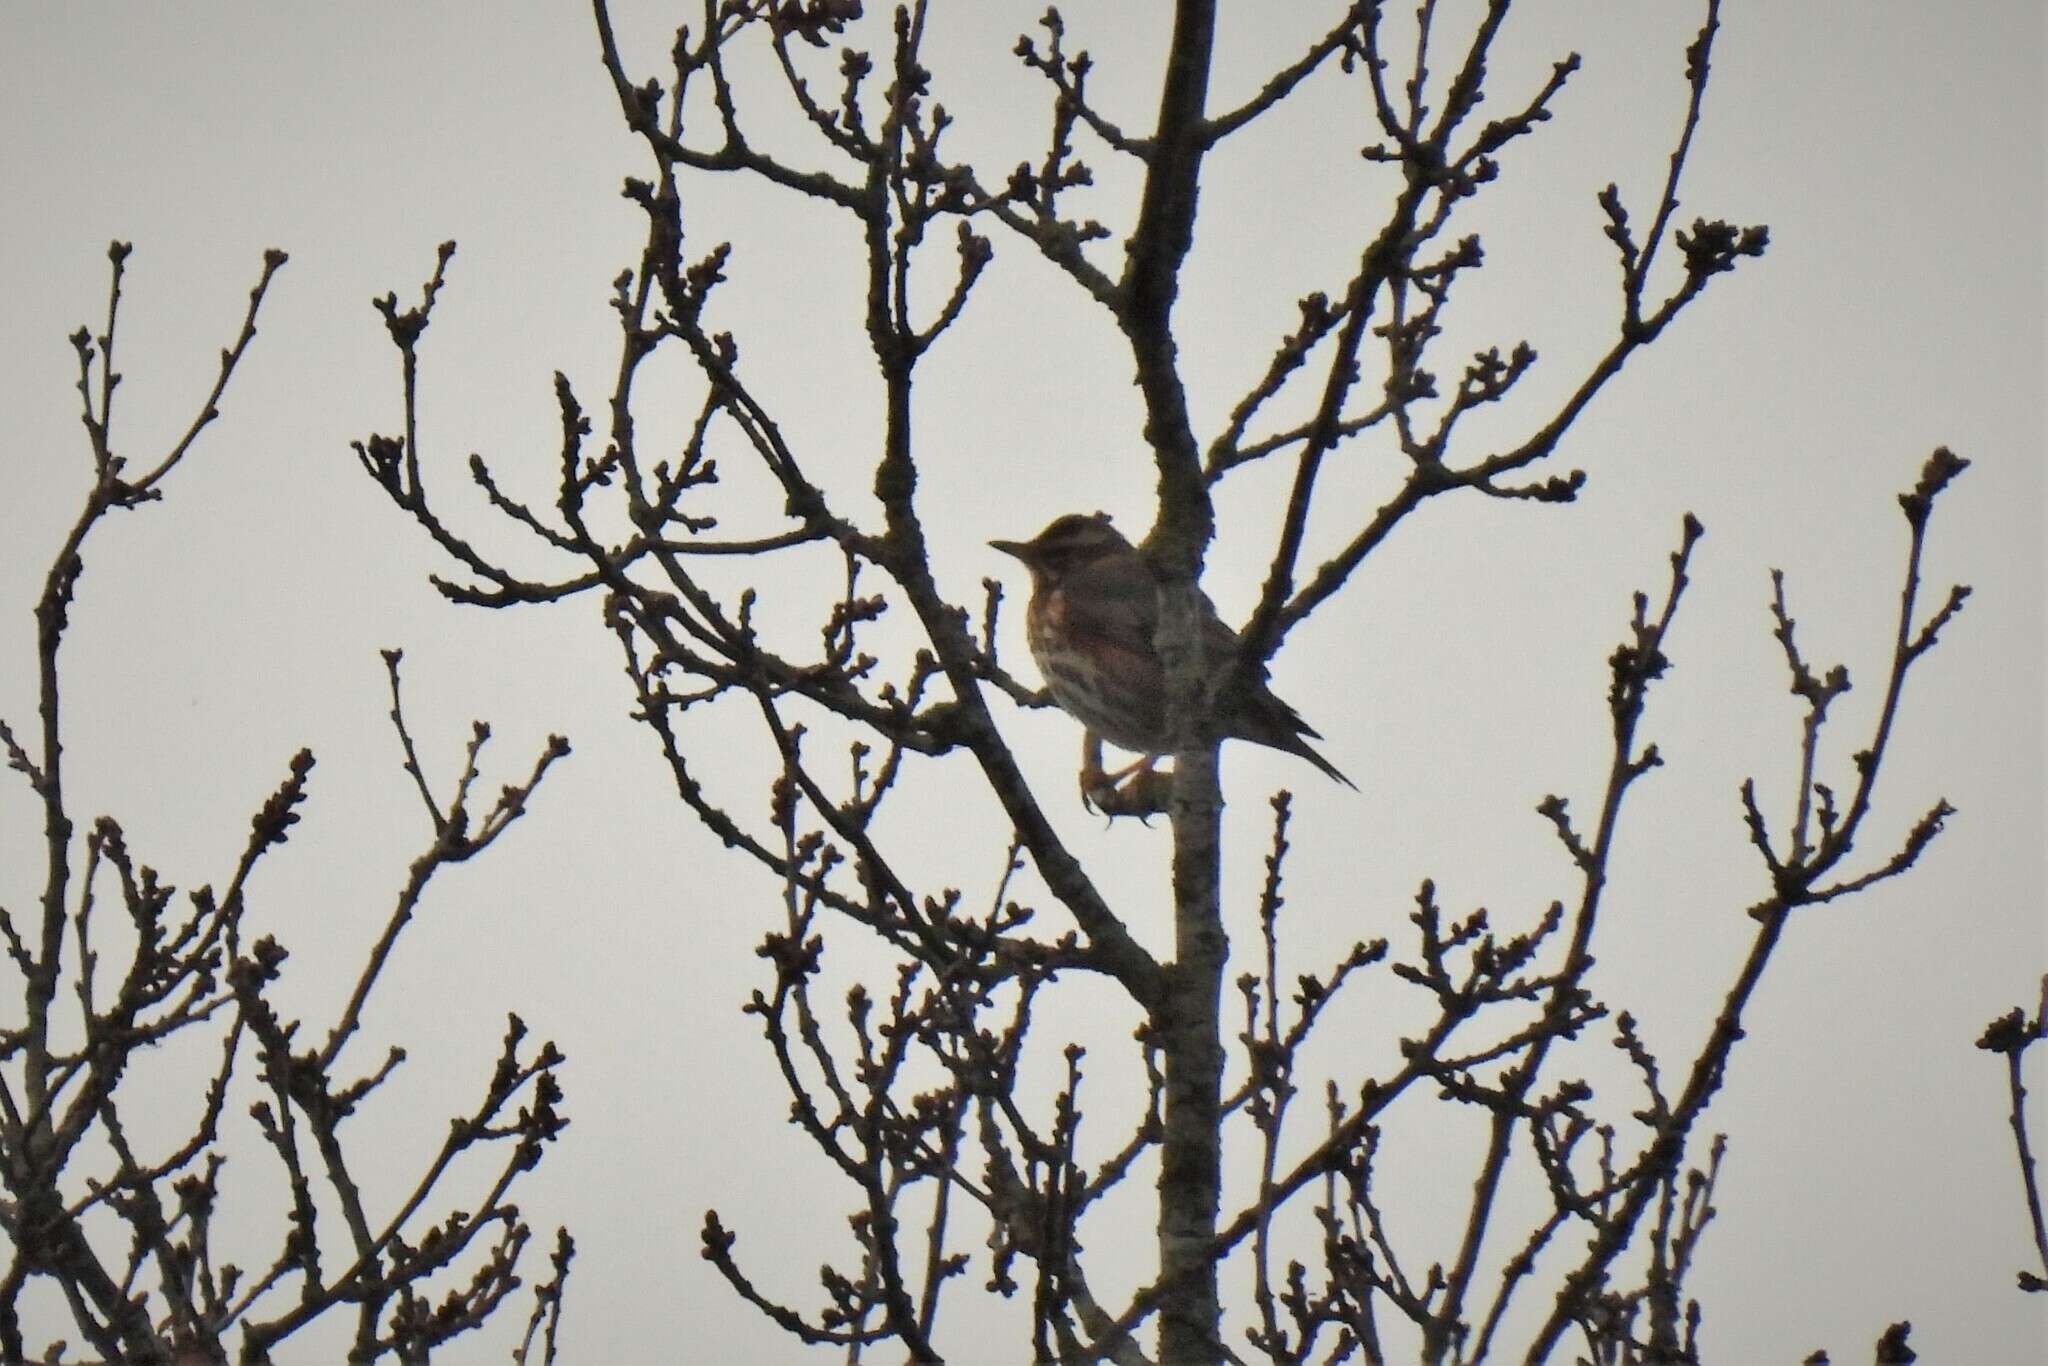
[{"x1": 1024, "y1": 586, "x2": 1067, "y2": 654}]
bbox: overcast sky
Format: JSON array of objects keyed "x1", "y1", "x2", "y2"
[{"x1": 2, "y1": 3, "x2": 2043, "y2": 1362}]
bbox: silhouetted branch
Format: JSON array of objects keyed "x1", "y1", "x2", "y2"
[
  {"x1": 3, "y1": 247, "x2": 569, "y2": 1360},
  {"x1": 1979, "y1": 979, "x2": 2048, "y2": 1292}
]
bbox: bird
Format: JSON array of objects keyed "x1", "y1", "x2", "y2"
[{"x1": 990, "y1": 513, "x2": 1354, "y2": 803}]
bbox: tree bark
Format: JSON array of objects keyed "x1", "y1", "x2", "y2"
[
  {"x1": 1157, "y1": 739, "x2": 1227, "y2": 1363},
  {"x1": 1128, "y1": 4, "x2": 1224, "y2": 1360}
]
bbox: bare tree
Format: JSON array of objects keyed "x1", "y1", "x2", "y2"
[
  {"x1": 0, "y1": 244, "x2": 572, "y2": 1363},
  {"x1": 354, "y1": 1, "x2": 1974, "y2": 1361}
]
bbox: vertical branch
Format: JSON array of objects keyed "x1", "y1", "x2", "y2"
[
  {"x1": 1125, "y1": 0, "x2": 1217, "y2": 550},
  {"x1": 1124, "y1": 5, "x2": 1228, "y2": 1359},
  {"x1": 1979, "y1": 981, "x2": 2048, "y2": 1291}
]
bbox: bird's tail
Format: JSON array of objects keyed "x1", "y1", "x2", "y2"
[
  {"x1": 1281, "y1": 732, "x2": 1357, "y2": 790},
  {"x1": 1237, "y1": 686, "x2": 1357, "y2": 789}
]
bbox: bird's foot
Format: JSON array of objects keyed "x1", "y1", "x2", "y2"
[
  {"x1": 1079, "y1": 738, "x2": 1171, "y2": 821},
  {"x1": 1094, "y1": 765, "x2": 1174, "y2": 821}
]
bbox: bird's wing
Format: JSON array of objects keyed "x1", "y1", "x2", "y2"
[
  {"x1": 1059, "y1": 557, "x2": 1159, "y2": 653},
  {"x1": 1065, "y1": 567, "x2": 1275, "y2": 684}
]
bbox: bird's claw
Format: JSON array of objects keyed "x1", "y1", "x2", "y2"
[
  {"x1": 1080, "y1": 766, "x2": 1115, "y2": 815},
  {"x1": 1079, "y1": 732, "x2": 1111, "y2": 813}
]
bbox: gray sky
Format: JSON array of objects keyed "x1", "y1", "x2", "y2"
[{"x1": 2, "y1": 2, "x2": 2043, "y2": 1361}]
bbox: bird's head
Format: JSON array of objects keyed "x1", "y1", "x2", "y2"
[{"x1": 990, "y1": 512, "x2": 1133, "y2": 585}]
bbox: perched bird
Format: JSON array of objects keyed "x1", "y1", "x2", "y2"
[{"x1": 990, "y1": 513, "x2": 1354, "y2": 799}]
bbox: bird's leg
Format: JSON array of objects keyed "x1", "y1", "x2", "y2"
[
  {"x1": 1104, "y1": 753, "x2": 1160, "y2": 787},
  {"x1": 1079, "y1": 731, "x2": 1112, "y2": 812}
]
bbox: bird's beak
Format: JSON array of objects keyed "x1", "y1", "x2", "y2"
[{"x1": 988, "y1": 538, "x2": 1029, "y2": 561}]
